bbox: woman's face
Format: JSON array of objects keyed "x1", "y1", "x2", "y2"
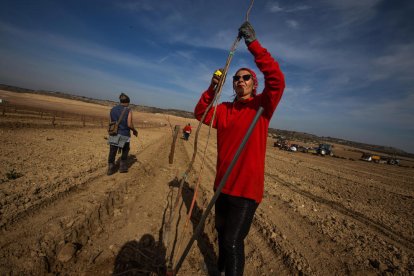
[{"x1": 233, "y1": 69, "x2": 254, "y2": 100}]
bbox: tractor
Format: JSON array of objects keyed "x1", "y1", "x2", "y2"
[{"x1": 317, "y1": 144, "x2": 334, "y2": 156}]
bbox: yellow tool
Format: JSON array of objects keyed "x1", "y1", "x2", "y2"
[{"x1": 214, "y1": 70, "x2": 222, "y2": 77}]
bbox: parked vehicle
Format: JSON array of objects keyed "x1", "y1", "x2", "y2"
[
  {"x1": 361, "y1": 153, "x2": 372, "y2": 162},
  {"x1": 289, "y1": 146, "x2": 297, "y2": 152},
  {"x1": 317, "y1": 144, "x2": 334, "y2": 156},
  {"x1": 274, "y1": 138, "x2": 291, "y2": 151},
  {"x1": 305, "y1": 148, "x2": 318, "y2": 154},
  {"x1": 387, "y1": 157, "x2": 400, "y2": 165},
  {"x1": 360, "y1": 153, "x2": 400, "y2": 165},
  {"x1": 371, "y1": 155, "x2": 382, "y2": 163}
]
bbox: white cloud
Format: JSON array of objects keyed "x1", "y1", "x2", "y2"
[
  {"x1": 286, "y1": 20, "x2": 299, "y2": 29},
  {"x1": 267, "y1": 2, "x2": 283, "y2": 12},
  {"x1": 266, "y1": 2, "x2": 311, "y2": 13},
  {"x1": 290, "y1": 5, "x2": 312, "y2": 12},
  {"x1": 373, "y1": 43, "x2": 414, "y2": 83},
  {"x1": 321, "y1": 0, "x2": 381, "y2": 28},
  {"x1": 322, "y1": 0, "x2": 380, "y2": 11},
  {"x1": 347, "y1": 95, "x2": 414, "y2": 130}
]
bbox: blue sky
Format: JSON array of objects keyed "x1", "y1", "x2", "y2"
[{"x1": 1, "y1": 0, "x2": 413, "y2": 153}]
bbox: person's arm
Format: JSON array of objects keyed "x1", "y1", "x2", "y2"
[
  {"x1": 250, "y1": 40, "x2": 285, "y2": 118},
  {"x1": 239, "y1": 22, "x2": 285, "y2": 119},
  {"x1": 127, "y1": 110, "x2": 138, "y2": 136},
  {"x1": 108, "y1": 108, "x2": 113, "y2": 124},
  {"x1": 194, "y1": 70, "x2": 222, "y2": 127}
]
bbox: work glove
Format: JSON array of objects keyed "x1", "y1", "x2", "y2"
[{"x1": 238, "y1": 21, "x2": 256, "y2": 45}]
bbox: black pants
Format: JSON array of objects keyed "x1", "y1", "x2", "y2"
[
  {"x1": 108, "y1": 143, "x2": 130, "y2": 163},
  {"x1": 215, "y1": 193, "x2": 258, "y2": 276}
]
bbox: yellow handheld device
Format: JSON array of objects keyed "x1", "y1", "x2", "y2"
[{"x1": 214, "y1": 70, "x2": 222, "y2": 77}]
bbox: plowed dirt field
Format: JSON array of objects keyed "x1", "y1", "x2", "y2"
[{"x1": 1, "y1": 90, "x2": 413, "y2": 275}]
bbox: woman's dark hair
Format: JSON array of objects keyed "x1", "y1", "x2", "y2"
[{"x1": 119, "y1": 93, "x2": 130, "y2": 103}]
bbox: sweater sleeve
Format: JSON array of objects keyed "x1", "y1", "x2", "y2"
[
  {"x1": 194, "y1": 87, "x2": 217, "y2": 128},
  {"x1": 249, "y1": 40, "x2": 285, "y2": 119}
]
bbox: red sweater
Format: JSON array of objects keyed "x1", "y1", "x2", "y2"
[
  {"x1": 194, "y1": 40, "x2": 285, "y2": 203},
  {"x1": 183, "y1": 125, "x2": 192, "y2": 133}
]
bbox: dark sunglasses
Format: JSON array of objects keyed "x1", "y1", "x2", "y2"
[{"x1": 233, "y1": 74, "x2": 252, "y2": 82}]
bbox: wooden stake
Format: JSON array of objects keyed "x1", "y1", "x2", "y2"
[{"x1": 169, "y1": 125, "x2": 180, "y2": 164}]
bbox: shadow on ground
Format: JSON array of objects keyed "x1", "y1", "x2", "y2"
[
  {"x1": 161, "y1": 177, "x2": 219, "y2": 275},
  {"x1": 112, "y1": 154, "x2": 138, "y2": 172},
  {"x1": 113, "y1": 234, "x2": 166, "y2": 275}
]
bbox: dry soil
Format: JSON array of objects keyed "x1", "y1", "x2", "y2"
[{"x1": 1, "y1": 90, "x2": 413, "y2": 275}]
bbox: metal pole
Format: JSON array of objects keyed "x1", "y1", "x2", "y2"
[{"x1": 173, "y1": 106, "x2": 264, "y2": 274}]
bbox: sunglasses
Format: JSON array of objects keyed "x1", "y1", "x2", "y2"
[{"x1": 233, "y1": 74, "x2": 252, "y2": 82}]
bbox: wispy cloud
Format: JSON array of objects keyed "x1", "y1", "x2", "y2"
[
  {"x1": 320, "y1": 0, "x2": 381, "y2": 28},
  {"x1": 267, "y1": 2, "x2": 283, "y2": 13},
  {"x1": 267, "y1": 2, "x2": 311, "y2": 13},
  {"x1": 286, "y1": 20, "x2": 299, "y2": 29},
  {"x1": 373, "y1": 43, "x2": 414, "y2": 83},
  {"x1": 0, "y1": 21, "x2": 212, "y2": 105},
  {"x1": 346, "y1": 93, "x2": 414, "y2": 130},
  {"x1": 1, "y1": 0, "x2": 413, "y2": 152}
]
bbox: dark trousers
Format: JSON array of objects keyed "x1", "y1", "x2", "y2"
[
  {"x1": 215, "y1": 193, "x2": 258, "y2": 276},
  {"x1": 108, "y1": 143, "x2": 130, "y2": 163}
]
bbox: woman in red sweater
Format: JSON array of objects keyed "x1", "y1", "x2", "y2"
[
  {"x1": 194, "y1": 22, "x2": 285, "y2": 275},
  {"x1": 183, "y1": 123, "x2": 192, "y2": 141}
]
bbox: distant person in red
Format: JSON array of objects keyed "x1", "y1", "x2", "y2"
[
  {"x1": 107, "y1": 93, "x2": 138, "y2": 175},
  {"x1": 194, "y1": 22, "x2": 285, "y2": 275},
  {"x1": 183, "y1": 123, "x2": 192, "y2": 141}
]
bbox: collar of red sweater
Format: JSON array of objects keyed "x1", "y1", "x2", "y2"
[{"x1": 235, "y1": 97, "x2": 254, "y2": 104}]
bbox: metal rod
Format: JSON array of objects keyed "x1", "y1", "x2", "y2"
[{"x1": 173, "y1": 106, "x2": 264, "y2": 274}]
